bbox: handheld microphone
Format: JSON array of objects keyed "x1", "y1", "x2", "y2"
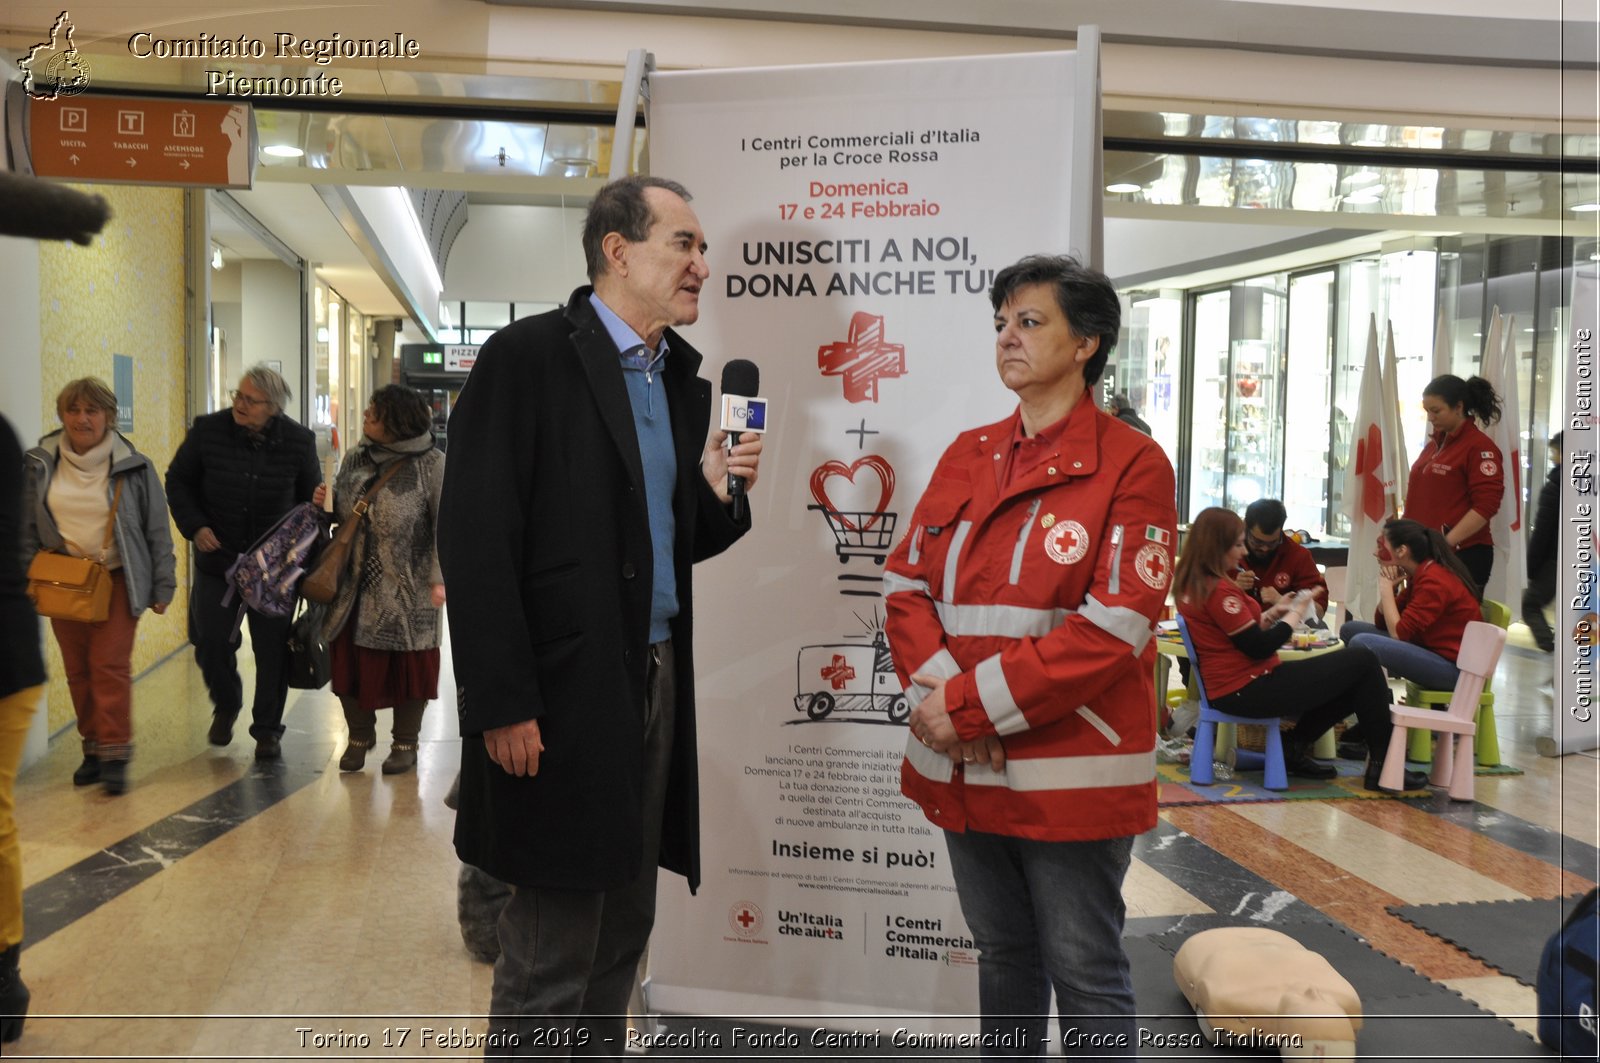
[{"x1": 719, "y1": 359, "x2": 765, "y2": 522}]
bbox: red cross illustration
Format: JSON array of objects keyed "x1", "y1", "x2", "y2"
[
  {"x1": 736, "y1": 908, "x2": 757, "y2": 929},
  {"x1": 818, "y1": 311, "x2": 907, "y2": 403},
  {"x1": 820, "y1": 654, "x2": 856, "y2": 690}
]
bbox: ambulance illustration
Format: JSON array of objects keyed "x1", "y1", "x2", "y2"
[{"x1": 792, "y1": 629, "x2": 909, "y2": 723}]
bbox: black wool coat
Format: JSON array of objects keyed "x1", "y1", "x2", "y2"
[{"x1": 438, "y1": 287, "x2": 750, "y2": 893}]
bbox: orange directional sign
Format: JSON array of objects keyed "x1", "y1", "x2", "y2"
[{"x1": 23, "y1": 95, "x2": 256, "y2": 189}]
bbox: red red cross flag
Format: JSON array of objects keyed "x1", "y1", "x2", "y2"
[{"x1": 1343, "y1": 316, "x2": 1405, "y2": 622}]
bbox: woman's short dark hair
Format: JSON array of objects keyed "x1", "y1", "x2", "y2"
[
  {"x1": 56, "y1": 377, "x2": 118, "y2": 419},
  {"x1": 582, "y1": 174, "x2": 694, "y2": 281},
  {"x1": 989, "y1": 254, "x2": 1120, "y2": 387},
  {"x1": 369, "y1": 385, "x2": 433, "y2": 441},
  {"x1": 1423, "y1": 374, "x2": 1502, "y2": 427},
  {"x1": 1381, "y1": 518, "x2": 1482, "y2": 601},
  {"x1": 1173, "y1": 507, "x2": 1244, "y2": 606}
]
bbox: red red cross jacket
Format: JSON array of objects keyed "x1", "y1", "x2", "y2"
[
  {"x1": 1405, "y1": 421, "x2": 1503, "y2": 551},
  {"x1": 884, "y1": 399, "x2": 1177, "y2": 842}
]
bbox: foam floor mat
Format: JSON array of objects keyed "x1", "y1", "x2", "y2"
[
  {"x1": 1391, "y1": 894, "x2": 1586, "y2": 987},
  {"x1": 1128, "y1": 915, "x2": 1545, "y2": 1060},
  {"x1": 1158, "y1": 758, "x2": 1521, "y2": 806}
]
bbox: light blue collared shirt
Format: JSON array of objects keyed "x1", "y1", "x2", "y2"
[{"x1": 589, "y1": 293, "x2": 678, "y2": 643}]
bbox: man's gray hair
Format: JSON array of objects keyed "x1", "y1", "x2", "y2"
[{"x1": 241, "y1": 363, "x2": 291, "y2": 411}]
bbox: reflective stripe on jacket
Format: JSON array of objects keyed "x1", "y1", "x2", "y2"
[{"x1": 885, "y1": 399, "x2": 1177, "y2": 842}]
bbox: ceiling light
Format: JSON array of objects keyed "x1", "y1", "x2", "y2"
[
  {"x1": 552, "y1": 155, "x2": 596, "y2": 177},
  {"x1": 1105, "y1": 182, "x2": 1141, "y2": 194},
  {"x1": 262, "y1": 144, "x2": 304, "y2": 159},
  {"x1": 1344, "y1": 188, "x2": 1384, "y2": 204},
  {"x1": 1341, "y1": 170, "x2": 1380, "y2": 186},
  {"x1": 1573, "y1": 202, "x2": 1600, "y2": 212}
]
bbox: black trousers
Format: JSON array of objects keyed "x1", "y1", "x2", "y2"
[
  {"x1": 1210, "y1": 644, "x2": 1392, "y2": 755},
  {"x1": 1457, "y1": 543, "x2": 1494, "y2": 592},
  {"x1": 1522, "y1": 559, "x2": 1557, "y2": 651},
  {"x1": 188, "y1": 567, "x2": 292, "y2": 739}
]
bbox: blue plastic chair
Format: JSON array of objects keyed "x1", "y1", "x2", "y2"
[{"x1": 1175, "y1": 614, "x2": 1288, "y2": 791}]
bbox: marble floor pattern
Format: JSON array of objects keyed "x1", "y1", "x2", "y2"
[{"x1": 5, "y1": 621, "x2": 1597, "y2": 1060}]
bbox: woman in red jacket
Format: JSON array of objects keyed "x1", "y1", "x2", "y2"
[
  {"x1": 1341, "y1": 518, "x2": 1483, "y2": 690},
  {"x1": 1404, "y1": 374, "x2": 1504, "y2": 588},
  {"x1": 1174, "y1": 507, "x2": 1420, "y2": 792},
  {"x1": 886, "y1": 254, "x2": 1176, "y2": 1058}
]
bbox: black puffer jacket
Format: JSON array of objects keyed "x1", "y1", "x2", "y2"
[
  {"x1": 1526, "y1": 463, "x2": 1561, "y2": 570},
  {"x1": 165, "y1": 409, "x2": 320, "y2": 575}
]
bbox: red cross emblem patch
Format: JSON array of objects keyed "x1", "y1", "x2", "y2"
[
  {"x1": 1044, "y1": 520, "x2": 1089, "y2": 565},
  {"x1": 1135, "y1": 544, "x2": 1170, "y2": 590}
]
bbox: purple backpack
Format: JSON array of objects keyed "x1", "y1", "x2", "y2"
[{"x1": 221, "y1": 502, "x2": 330, "y2": 629}]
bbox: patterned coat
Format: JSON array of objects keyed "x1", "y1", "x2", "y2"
[{"x1": 324, "y1": 432, "x2": 444, "y2": 652}]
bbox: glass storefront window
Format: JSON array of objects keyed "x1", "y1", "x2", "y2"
[
  {"x1": 1223, "y1": 277, "x2": 1287, "y2": 513},
  {"x1": 1120, "y1": 291, "x2": 1183, "y2": 467},
  {"x1": 1188, "y1": 290, "x2": 1231, "y2": 515},
  {"x1": 1284, "y1": 270, "x2": 1335, "y2": 533},
  {"x1": 1380, "y1": 247, "x2": 1438, "y2": 470}
]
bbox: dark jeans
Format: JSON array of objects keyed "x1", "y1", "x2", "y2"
[
  {"x1": 1457, "y1": 543, "x2": 1493, "y2": 591},
  {"x1": 488, "y1": 640, "x2": 676, "y2": 1060},
  {"x1": 1341, "y1": 621, "x2": 1460, "y2": 690},
  {"x1": 188, "y1": 567, "x2": 291, "y2": 739},
  {"x1": 944, "y1": 830, "x2": 1137, "y2": 1059},
  {"x1": 1523, "y1": 559, "x2": 1557, "y2": 651},
  {"x1": 1210, "y1": 644, "x2": 1392, "y2": 754}
]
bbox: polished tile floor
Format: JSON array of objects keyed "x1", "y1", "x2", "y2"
[{"x1": 6, "y1": 622, "x2": 1596, "y2": 1060}]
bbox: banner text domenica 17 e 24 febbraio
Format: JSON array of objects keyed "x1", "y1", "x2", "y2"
[{"x1": 125, "y1": 31, "x2": 424, "y2": 97}]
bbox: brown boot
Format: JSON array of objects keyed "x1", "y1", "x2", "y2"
[
  {"x1": 381, "y1": 742, "x2": 418, "y2": 775},
  {"x1": 339, "y1": 739, "x2": 373, "y2": 772}
]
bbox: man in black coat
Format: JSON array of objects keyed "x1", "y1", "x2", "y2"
[
  {"x1": 1109, "y1": 393, "x2": 1152, "y2": 435},
  {"x1": 438, "y1": 175, "x2": 762, "y2": 1056},
  {"x1": 1522, "y1": 431, "x2": 1562, "y2": 652},
  {"x1": 165, "y1": 366, "x2": 323, "y2": 758}
]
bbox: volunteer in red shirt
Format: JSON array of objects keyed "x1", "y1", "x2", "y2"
[
  {"x1": 1404, "y1": 374, "x2": 1504, "y2": 588},
  {"x1": 1341, "y1": 518, "x2": 1483, "y2": 690},
  {"x1": 1174, "y1": 507, "x2": 1418, "y2": 792},
  {"x1": 885, "y1": 255, "x2": 1176, "y2": 1057},
  {"x1": 1234, "y1": 498, "x2": 1328, "y2": 616}
]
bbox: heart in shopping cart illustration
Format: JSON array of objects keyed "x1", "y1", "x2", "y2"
[{"x1": 810, "y1": 456, "x2": 896, "y2": 533}]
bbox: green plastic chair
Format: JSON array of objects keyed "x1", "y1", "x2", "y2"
[{"x1": 1401, "y1": 598, "x2": 1509, "y2": 767}]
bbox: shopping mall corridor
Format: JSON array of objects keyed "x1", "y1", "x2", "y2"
[{"x1": 7, "y1": 620, "x2": 1595, "y2": 1059}]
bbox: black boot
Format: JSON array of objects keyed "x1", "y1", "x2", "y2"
[
  {"x1": 100, "y1": 759, "x2": 128, "y2": 796},
  {"x1": 1364, "y1": 760, "x2": 1431, "y2": 793},
  {"x1": 1284, "y1": 738, "x2": 1338, "y2": 780},
  {"x1": 0, "y1": 942, "x2": 29, "y2": 1044},
  {"x1": 72, "y1": 754, "x2": 100, "y2": 786}
]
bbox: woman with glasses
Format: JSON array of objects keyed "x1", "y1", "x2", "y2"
[
  {"x1": 325, "y1": 386, "x2": 446, "y2": 775},
  {"x1": 20, "y1": 378, "x2": 176, "y2": 795},
  {"x1": 166, "y1": 364, "x2": 325, "y2": 760}
]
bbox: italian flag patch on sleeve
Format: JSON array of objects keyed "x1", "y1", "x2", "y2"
[{"x1": 1144, "y1": 525, "x2": 1170, "y2": 545}]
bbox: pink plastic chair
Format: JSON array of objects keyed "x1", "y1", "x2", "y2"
[{"x1": 1379, "y1": 621, "x2": 1506, "y2": 801}]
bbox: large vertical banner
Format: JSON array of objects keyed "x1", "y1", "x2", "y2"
[
  {"x1": 647, "y1": 51, "x2": 1091, "y2": 1021},
  {"x1": 1548, "y1": 270, "x2": 1600, "y2": 757}
]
